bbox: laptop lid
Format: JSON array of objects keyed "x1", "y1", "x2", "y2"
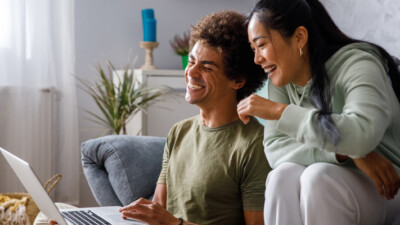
[
  {"x1": 1, "y1": 148, "x2": 144, "y2": 225},
  {"x1": 0, "y1": 147, "x2": 68, "y2": 225}
]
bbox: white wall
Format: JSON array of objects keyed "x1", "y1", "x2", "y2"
[
  {"x1": 75, "y1": 0, "x2": 399, "y2": 206},
  {"x1": 322, "y1": 0, "x2": 400, "y2": 57}
]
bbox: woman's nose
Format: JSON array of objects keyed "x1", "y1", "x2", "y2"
[{"x1": 254, "y1": 50, "x2": 263, "y2": 65}]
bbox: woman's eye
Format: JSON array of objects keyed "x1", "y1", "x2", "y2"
[{"x1": 257, "y1": 43, "x2": 265, "y2": 48}]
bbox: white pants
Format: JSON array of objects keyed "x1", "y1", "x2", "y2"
[{"x1": 264, "y1": 162, "x2": 400, "y2": 225}]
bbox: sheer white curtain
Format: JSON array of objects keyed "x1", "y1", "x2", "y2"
[{"x1": 0, "y1": 0, "x2": 79, "y2": 204}]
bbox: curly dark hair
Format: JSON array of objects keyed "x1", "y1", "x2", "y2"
[{"x1": 190, "y1": 10, "x2": 266, "y2": 102}]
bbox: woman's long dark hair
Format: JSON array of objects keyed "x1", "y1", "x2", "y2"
[{"x1": 247, "y1": 0, "x2": 400, "y2": 146}]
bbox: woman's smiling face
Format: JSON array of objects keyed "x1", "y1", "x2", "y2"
[{"x1": 247, "y1": 15, "x2": 310, "y2": 87}]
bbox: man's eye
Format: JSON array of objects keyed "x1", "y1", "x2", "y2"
[{"x1": 203, "y1": 67, "x2": 212, "y2": 72}]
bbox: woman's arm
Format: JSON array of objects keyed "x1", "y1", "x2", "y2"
[
  {"x1": 239, "y1": 81, "x2": 339, "y2": 168},
  {"x1": 276, "y1": 57, "x2": 393, "y2": 157},
  {"x1": 239, "y1": 56, "x2": 394, "y2": 167}
]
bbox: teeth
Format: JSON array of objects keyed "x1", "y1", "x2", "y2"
[
  {"x1": 188, "y1": 83, "x2": 203, "y2": 90},
  {"x1": 264, "y1": 65, "x2": 277, "y2": 73}
]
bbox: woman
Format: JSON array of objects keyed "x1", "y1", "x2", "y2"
[{"x1": 237, "y1": 0, "x2": 400, "y2": 224}]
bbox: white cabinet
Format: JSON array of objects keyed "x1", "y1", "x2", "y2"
[{"x1": 115, "y1": 69, "x2": 199, "y2": 137}]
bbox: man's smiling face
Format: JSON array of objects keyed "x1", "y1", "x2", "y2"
[{"x1": 184, "y1": 41, "x2": 237, "y2": 109}]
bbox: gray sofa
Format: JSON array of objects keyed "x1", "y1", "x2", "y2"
[{"x1": 81, "y1": 135, "x2": 166, "y2": 206}]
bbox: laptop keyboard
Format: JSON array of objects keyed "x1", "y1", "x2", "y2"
[{"x1": 61, "y1": 210, "x2": 111, "y2": 225}]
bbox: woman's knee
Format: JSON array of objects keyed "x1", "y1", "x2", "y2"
[
  {"x1": 299, "y1": 163, "x2": 339, "y2": 193},
  {"x1": 299, "y1": 163, "x2": 387, "y2": 224},
  {"x1": 266, "y1": 162, "x2": 305, "y2": 189},
  {"x1": 299, "y1": 163, "x2": 372, "y2": 204}
]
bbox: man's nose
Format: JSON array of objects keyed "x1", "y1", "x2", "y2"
[{"x1": 186, "y1": 63, "x2": 201, "y2": 78}]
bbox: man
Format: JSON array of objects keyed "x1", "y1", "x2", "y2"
[
  {"x1": 47, "y1": 10, "x2": 269, "y2": 225},
  {"x1": 119, "y1": 10, "x2": 270, "y2": 225}
]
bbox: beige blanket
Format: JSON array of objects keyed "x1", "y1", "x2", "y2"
[{"x1": 0, "y1": 194, "x2": 30, "y2": 225}]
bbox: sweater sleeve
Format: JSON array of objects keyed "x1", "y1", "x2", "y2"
[
  {"x1": 276, "y1": 54, "x2": 393, "y2": 159},
  {"x1": 264, "y1": 81, "x2": 338, "y2": 169}
]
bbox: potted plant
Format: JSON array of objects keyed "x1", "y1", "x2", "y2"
[
  {"x1": 169, "y1": 31, "x2": 190, "y2": 69},
  {"x1": 79, "y1": 59, "x2": 170, "y2": 135}
]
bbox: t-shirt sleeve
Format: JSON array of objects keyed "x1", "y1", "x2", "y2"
[
  {"x1": 157, "y1": 127, "x2": 175, "y2": 184},
  {"x1": 157, "y1": 144, "x2": 169, "y2": 184},
  {"x1": 240, "y1": 135, "x2": 271, "y2": 211}
]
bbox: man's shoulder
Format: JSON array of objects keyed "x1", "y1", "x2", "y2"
[
  {"x1": 167, "y1": 115, "x2": 200, "y2": 137},
  {"x1": 247, "y1": 116, "x2": 264, "y2": 128},
  {"x1": 241, "y1": 117, "x2": 264, "y2": 135},
  {"x1": 173, "y1": 114, "x2": 200, "y2": 129},
  {"x1": 221, "y1": 117, "x2": 264, "y2": 153},
  {"x1": 237, "y1": 117, "x2": 264, "y2": 149}
]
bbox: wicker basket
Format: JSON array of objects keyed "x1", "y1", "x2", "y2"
[{"x1": 1, "y1": 174, "x2": 62, "y2": 224}]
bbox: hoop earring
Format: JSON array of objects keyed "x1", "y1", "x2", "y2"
[{"x1": 299, "y1": 48, "x2": 304, "y2": 57}]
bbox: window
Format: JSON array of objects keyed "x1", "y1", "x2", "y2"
[{"x1": 0, "y1": 0, "x2": 11, "y2": 48}]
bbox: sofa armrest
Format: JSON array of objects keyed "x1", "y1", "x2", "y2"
[{"x1": 81, "y1": 135, "x2": 166, "y2": 206}]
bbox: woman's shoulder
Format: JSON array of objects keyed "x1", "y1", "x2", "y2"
[{"x1": 326, "y1": 43, "x2": 387, "y2": 75}]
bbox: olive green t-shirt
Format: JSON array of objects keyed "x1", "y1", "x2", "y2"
[{"x1": 158, "y1": 115, "x2": 270, "y2": 225}]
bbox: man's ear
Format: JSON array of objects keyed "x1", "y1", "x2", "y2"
[
  {"x1": 294, "y1": 26, "x2": 308, "y2": 50},
  {"x1": 231, "y1": 79, "x2": 246, "y2": 90}
]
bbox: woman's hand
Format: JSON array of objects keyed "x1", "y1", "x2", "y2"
[
  {"x1": 353, "y1": 151, "x2": 400, "y2": 200},
  {"x1": 237, "y1": 94, "x2": 287, "y2": 124}
]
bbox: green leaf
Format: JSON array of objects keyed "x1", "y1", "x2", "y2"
[{"x1": 77, "y1": 59, "x2": 172, "y2": 135}]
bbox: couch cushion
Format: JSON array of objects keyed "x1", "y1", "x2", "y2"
[{"x1": 81, "y1": 135, "x2": 166, "y2": 206}]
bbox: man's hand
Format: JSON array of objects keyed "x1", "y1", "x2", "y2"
[
  {"x1": 353, "y1": 151, "x2": 400, "y2": 200},
  {"x1": 237, "y1": 94, "x2": 287, "y2": 124},
  {"x1": 119, "y1": 198, "x2": 184, "y2": 225}
]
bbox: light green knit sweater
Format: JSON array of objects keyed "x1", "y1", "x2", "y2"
[{"x1": 264, "y1": 43, "x2": 400, "y2": 176}]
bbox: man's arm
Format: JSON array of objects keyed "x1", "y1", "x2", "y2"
[
  {"x1": 152, "y1": 183, "x2": 167, "y2": 208},
  {"x1": 244, "y1": 211, "x2": 264, "y2": 225}
]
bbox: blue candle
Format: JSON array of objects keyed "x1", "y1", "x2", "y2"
[
  {"x1": 143, "y1": 18, "x2": 157, "y2": 42},
  {"x1": 141, "y1": 8, "x2": 154, "y2": 20},
  {"x1": 141, "y1": 8, "x2": 156, "y2": 42}
]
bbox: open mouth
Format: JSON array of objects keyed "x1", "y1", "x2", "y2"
[
  {"x1": 188, "y1": 82, "x2": 204, "y2": 90},
  {"x1": 264, "y1": 65, "x2": 277, "y2": 74}
]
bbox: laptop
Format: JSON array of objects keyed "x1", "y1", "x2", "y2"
[{"x1": 0, "y1": 147, "x2": 145, "y2": 225}]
